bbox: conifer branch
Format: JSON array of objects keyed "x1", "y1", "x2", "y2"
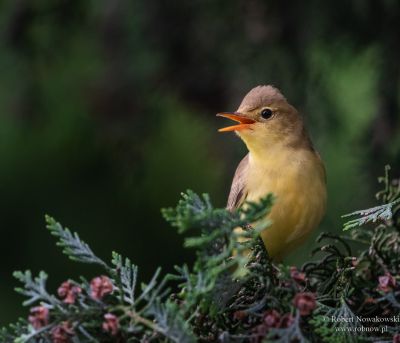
[
  {"x1": 2, "y1": 168, "x2": 400, "y2": 342},
  {"x1": 13, "y1": 271, "x2": 60, "y2": 307},
  {"x1": 342, "y1": 200, "x2": 400, "y2": 231},
  {"x1": 46, "y1": 215, "x2": 110, "y2": 271}
]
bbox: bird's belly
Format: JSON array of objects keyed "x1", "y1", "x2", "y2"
[{"x1": 246, "y1": 158, "x2": 326, "y2": 260}]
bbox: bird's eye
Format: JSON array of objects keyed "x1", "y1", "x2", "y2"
[{"x1": 261, "y1": 108, "x2": 273, "y2": 119}]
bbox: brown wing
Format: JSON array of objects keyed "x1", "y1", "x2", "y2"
[{"x1": 227, "y1": 154, "x2": 249, "y2": 211}]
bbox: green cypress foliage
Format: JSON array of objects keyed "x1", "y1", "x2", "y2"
[{"x1": 1, "y1": 168, "x2": 399, "y2": 342}]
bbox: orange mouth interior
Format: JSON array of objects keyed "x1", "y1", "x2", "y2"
[{"x1": 216, "y1": 112, "x2": 256, "y2": 132}]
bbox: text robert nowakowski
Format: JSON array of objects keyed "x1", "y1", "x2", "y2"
[{"x1": 328, "y1": 315, "x2": 400, "y2": 323}]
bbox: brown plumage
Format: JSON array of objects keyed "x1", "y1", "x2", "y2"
[{"x1": 218, "y1": 85, "x2": 327, "y2": 260}]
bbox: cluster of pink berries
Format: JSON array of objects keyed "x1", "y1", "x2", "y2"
[
  {"x1": 378, "y1": 272, "x2": 396, "y2": 293},
  {"x1": 249, "y1": 291, "x2": 317, "y2": 343},
  {"x1": 232, "y1": 266, "x2": 317, "y2": 342},
  {"x1": 28, "y1": 275, "x2": 119, "y2": 342}
]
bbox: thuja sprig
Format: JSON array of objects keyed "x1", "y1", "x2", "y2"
[
  {"x1": 13, "y1": 271, "x2": 60, "y2": 307},
  {"x1": 376, "y1": 165, "x2": 400, "y2": 207},
  {"x1": 46, "y1": 215, "x2": 110, "y2": 271},
  {"x1": 10, "y1": 217, "x2": 197, "y2": 342},
  {"x1": 267, "y1": 311, "x2": 309, "y2": 343},
  {"x1": 162, "y1": 190, "x2": 274, "y2": 279},
  {"x1": 342, "y1": 201, "x2": 400, "y2": 231},
  {"x1": 342, "y1": 166, "x2": 400, "y2": 232},
  {"x1": 2, "y1": 167, "x2": 400, "y2": 342}
]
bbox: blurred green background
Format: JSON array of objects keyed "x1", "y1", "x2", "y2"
[{"x1": 1, "y1": 0, "x2": 399, "y2": 324}]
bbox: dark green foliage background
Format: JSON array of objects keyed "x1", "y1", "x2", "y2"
[{"x1": 0, "y1": 0, "x2": 399, "y2": 324}]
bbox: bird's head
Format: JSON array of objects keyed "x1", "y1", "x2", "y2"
[{"x1": 217, "y1": 85, "x2": 306, "y2": 152}]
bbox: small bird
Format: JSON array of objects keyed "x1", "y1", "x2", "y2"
[{"x1": 217, "y1": 85, "x2": 327, "y2": 260}]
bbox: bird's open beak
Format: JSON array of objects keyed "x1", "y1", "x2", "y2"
[{"x1": 216, "y1": 112, "x2": 256, "y2": 132}]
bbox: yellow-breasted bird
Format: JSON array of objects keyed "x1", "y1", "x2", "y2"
[{"x1": 217, "y1": 85, "x2": 327, "y2": 261}]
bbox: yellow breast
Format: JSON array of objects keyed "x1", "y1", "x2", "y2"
[{"x1": 245, "y1": 148, "x2": 327, "y2": 260}]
